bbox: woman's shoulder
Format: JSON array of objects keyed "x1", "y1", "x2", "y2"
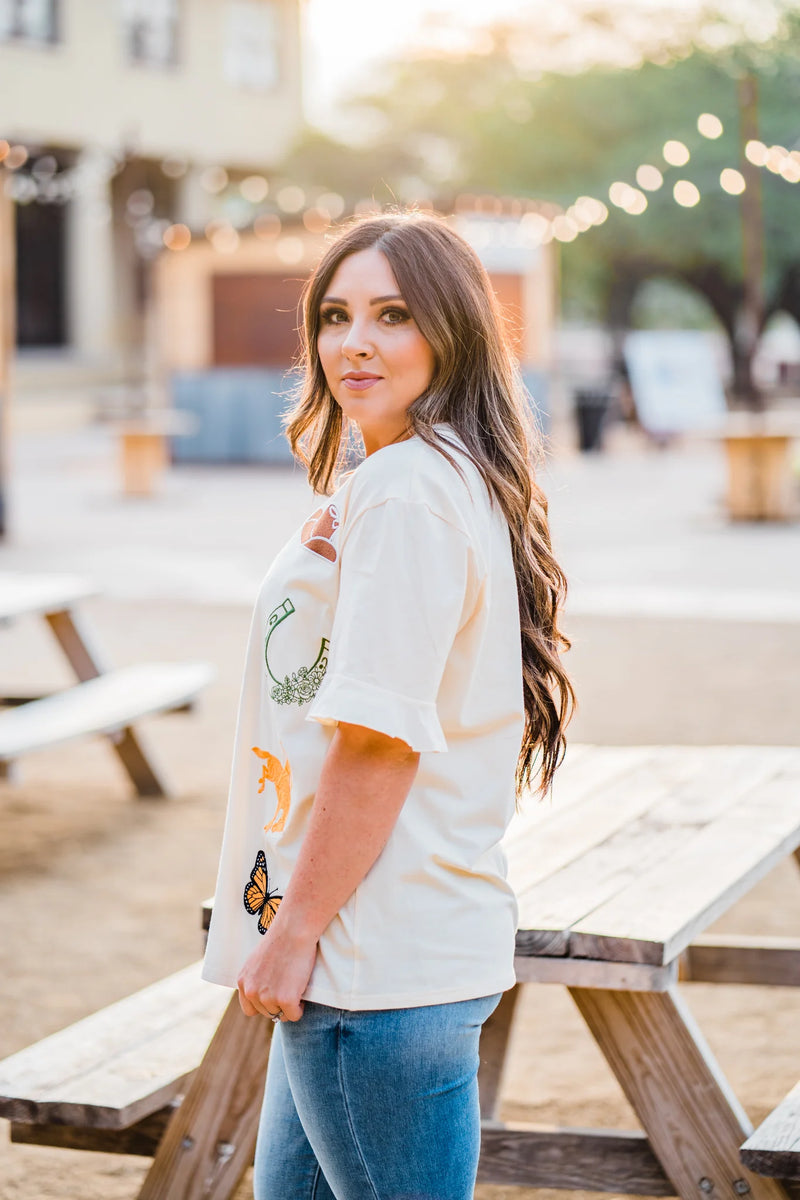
[{"x1": 342, "y1": 428, "x2": 486, "y2": 531}]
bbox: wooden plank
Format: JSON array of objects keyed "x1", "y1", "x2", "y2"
[
  {"x1": 0, "y1": 963, "x2": 230, "y2": 1129},
  {"x1": 514, "y1": 954, "x2": 677, "y2": 992},
  {"x1": 138, "y1": 993, "x2": 272, "y2": 1200},
  {"x1": 45, "y1": 607, "x2": 106, "y2": 679},
  {"x1": 570, "y1": 985, "x2": 789, "y2": 1200},
  {"x1": 680, "y1": 936, "x2": 800, "y2": 987},
  {"x1": 478, "y1": 1123, "x2": 676, "y2": 1194},
  {"x1": 507, "y1": 747, "x2": 712, "y2": 954},
  {"x1": 0, "y1": 662, "x2": 214, "y2": 759},
  {"x1": 741, "y1": 1082, "x2": 800, "y2": 1181},
  {"x1": 570, "y1": 758, "x2": 800, "y2": 965},
  {"x1": 11, "y1": 1105, "x2": 175, "y2": 1157},
  {"x1": 0, "y1": 574, "x2": 97, "y2": 622},
  {"x1": 515, "y1": 747, "x2": 789, "y2": 954},
  {"x1": 478, "y1": 985, "x2": 520, "y2": 1121}
]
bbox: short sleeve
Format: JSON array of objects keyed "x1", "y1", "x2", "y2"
[{"x1": 307, "y1": 498, "x2": 471, "y2": 752}]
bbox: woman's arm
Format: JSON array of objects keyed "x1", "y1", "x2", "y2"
[{"x1": 237, "y1": 722, "x2": 419, "y2": 1020}]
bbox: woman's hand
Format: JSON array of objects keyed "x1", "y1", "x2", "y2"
[{"x1": 236, "y1": 922, "x2": 318, "y2": 1023}]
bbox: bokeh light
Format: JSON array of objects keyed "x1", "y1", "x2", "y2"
[
  {"x1": 720, "y1": 168, "x2": 746, "y2": 195},
  {"x1": 316, "y1": 191, "x2": 346, "y2": 220},
  {"x1": 697, "y1": 113, "x2": 723, "y2": 139},
  {"x1": 302, "y1": 207, "x2": 332, "y2": 233},
  {"x1": 5, "y1": 144, "x2": 29, "y2": 170},
  {"x1": 160, "y1": 158, "x2": 188, "y2": 179},
  {"x1": 206, "y1": 220, "x2": 240, "y2": 252},
  {"x1": 663, "y1": 140, "x2": 690, "y2": 167},
  {"x1": 201, "y1": 166, "x2": 229, "y2": 194},
  {"x1": 781, "y1": 154, "x2": 800, "y2": 183},
  {"x1": 240, "y1": 175, "x2": 269, "y2": 203},
  {"x1": 163, "y1": 223, "x2": 192, "y2": 251},
  {"x1": 551, "y1": 214, "x2": 578, "y2": 242},
  {"x1": 673, "y1": 180, "x2": 700, "y2": 207},
  {"x1": 765, "y1": 145, "x2": 789, "y2": 174},
  {"x1": 745, "y1": 140, "x2": 768, "y2": 166},
  {"x1": 276, "y1": 185, "x2": 305, "y2": 212},
  {"x1": 254, "y1": 213, "x2": 282, "y2": 240},
  {"x1": 0, "y1": 140, "x2": 9, "y2": 164},
  {"x1": 636, "y1": 164, "x2": 664, "y2": 191}
]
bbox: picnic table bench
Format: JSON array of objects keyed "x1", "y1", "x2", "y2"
[
  {"x1": 2, "y1": 743, "x2": 799, "y2": 1199},
  {"x1": 0, "y1": 571, "x2": 213, "y2": 796}
]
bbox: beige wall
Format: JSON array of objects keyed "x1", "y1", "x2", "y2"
[{"x1": 1, "y1": 0, "x2": 303, "y2": 167}]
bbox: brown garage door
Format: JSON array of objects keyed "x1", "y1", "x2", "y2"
[{"x1": 212, "y1": 273, "x2": 306, "y2": 366}]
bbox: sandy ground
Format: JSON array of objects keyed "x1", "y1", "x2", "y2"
[{"x1": 0, "y1": 594, "x2": 799, "y2": 1199}]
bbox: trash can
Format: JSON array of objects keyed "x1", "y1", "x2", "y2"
[{"x1": 574, "y1": 387, "x2": 611, "y2": 452}]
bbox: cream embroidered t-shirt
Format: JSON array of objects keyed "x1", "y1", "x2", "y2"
[{"x1": 203, "y1": 429, "x2": 524, "y2": 1008}]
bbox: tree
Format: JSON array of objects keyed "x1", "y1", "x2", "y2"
[{"x1": 281, "y1": 2, "x2": 800, "y2": 402}]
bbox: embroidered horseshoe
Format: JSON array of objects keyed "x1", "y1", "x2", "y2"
[{"x1": 264, "y1": 597, "x2": 330, "y2": 706}]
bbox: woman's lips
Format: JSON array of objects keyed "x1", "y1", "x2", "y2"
[{"x1": 342, "y1": 374, "x2": 382, "y2": 391}]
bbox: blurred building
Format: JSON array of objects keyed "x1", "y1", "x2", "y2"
[{"x1": 0, "y1": 0, "x2": 304, "y2": 389}]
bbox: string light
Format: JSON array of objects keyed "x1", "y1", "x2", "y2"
[
  {"x1": 2, "y1": 104, "x2": 797, "y2": 261},
  {"x1": 636, "y1": 164, "x2": 664, "y2": 191},
  {"x1": 697, "y1": 113, "x2": 723, "y2": 139},
  {"x1": 240, "y1": 175, "x2": 269, "y2": 203},
  {"x1": 673, "y1": 180, "x2": 700, "y2": 207},
  {"x1": 720, "y1": 168, "x2": 746, "y2": 195},
  {"x1": 163, "y1": 223, "x2": 192, "y2": 250},
  {"x1": 745, "y1": 140, "x2": 769, "y2": 166},
  {"x1": 663, "y1": 140, "x2": 690, "y2": 167}
]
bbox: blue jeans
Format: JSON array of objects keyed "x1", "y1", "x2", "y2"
[{"x1": 253, "y1": 993, "x2": 502, "y2": 1200}]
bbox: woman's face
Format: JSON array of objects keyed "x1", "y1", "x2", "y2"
[{"x1": 316, "y1": 246, "x2": 436, "y2": 455}]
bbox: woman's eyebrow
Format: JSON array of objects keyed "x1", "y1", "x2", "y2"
[{"x1": 320, "y1": 294, "x2": 405, "y2": 306}]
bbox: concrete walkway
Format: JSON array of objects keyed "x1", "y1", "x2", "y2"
[{"x1": 1, "y1": 415, "x2": 799, "y2": 620}]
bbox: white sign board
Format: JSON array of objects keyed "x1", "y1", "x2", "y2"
[{"x1": 624, "y1": 331, "x2": 727, "y2": 435}]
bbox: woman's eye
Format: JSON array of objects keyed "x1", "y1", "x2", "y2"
[
  {"x1": 381, "y1": 307, "x2": 410, "y2": 325},
  {"x1": 320, "y1": 308, "x2": 348, "y2": 325}
]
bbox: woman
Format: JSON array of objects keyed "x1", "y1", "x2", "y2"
[{"x1": 203, "y1": 211, "x2": 573, "y2": 1200}]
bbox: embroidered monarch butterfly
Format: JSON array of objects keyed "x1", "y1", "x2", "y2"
[{"x1": 243, "y1": 850, "x2": 283, "y2": 935}]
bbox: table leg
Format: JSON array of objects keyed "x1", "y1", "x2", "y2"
[
  {"x1": 569, "y1": 984, "x2": 790, "y2": 1200},
  {"x1": 138, "y1": 993, "x2": 271, "y2": 1200},
  {"x1": 45, "y1": 608, "x2": 169, "y2": 798},
  {"x1": 479, "y1": 983, "x2": 521, "y2": 1120}
]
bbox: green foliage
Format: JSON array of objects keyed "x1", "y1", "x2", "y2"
[{"x1": 280, "y1": 2, "x2": 800, "y2": 383}]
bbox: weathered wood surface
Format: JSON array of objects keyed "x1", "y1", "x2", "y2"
[
  {"x1": 138, "y1": 993, "x2": 271, "y2": 1200},
  {"x1": 680, "y1": 936, "x2": 800, "y2": 987},
  {"x1": 741, "y1": 1081, "x2": 800, "y2": 1181},
  {"x1": 571, "y1": 985, "x2": 790, "y2": 1200},
  {"x1": 506, "y1": 747, "x2": 710, "y2": 948},
  {"x1": 478, "y1": 1123, "x2": 675, "y2": 1194},
  {"x1": 514, "y1": 953, "x2": 677, "y2": 991},
  {"x1": 11, "y1": 1106, "x2": 175, "y2": 1157},
  {"x1": 0, "y1": 963, "x2": 230, "y2": 1128},
  {"x1": 570, "y1": 755, "x2": 800, "y2": 965},
  {"x1": 478, "y1": 985, "x2": 520, "y2": 1121},
  {"x1": 0, "y1": 662, "x2": 213, "y2": 760},
  {"x1": 0, "y1": 573, "x2": 97, "y2": 622},
  {"x1": 514, "y1": 745, "x2": 790, "y2": 957},
  {"x1": 503, "y1": 745, "x2": 800, "y2": 966}
]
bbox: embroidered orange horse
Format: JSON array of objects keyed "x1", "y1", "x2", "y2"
[{"x1": 252, "y1": 747, "x2": 292, "y2": 833}]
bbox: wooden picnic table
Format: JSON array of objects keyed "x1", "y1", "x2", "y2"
[
  {"x1": 0, "y1": 570, "x2": 213, "y2": 796},
  {"x1": 2, "y1": 743, "x2": 799, "y2": 1198}
]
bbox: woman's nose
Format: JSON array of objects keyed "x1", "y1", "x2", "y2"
[{"x1": 341, "y1": 317, "x2": 373, "y2": 359}]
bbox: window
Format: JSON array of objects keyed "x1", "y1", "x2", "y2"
[
  {"x1": 0, "y1": 0, "x2": 58, "y2": 43},
  {"x1": 224, "y1": 0, "x2": 279, "y2": 91},
  {"x1": 119, "y1": 0, "x2": 179, "y2": 68}
]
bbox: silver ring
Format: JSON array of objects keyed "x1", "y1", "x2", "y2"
[{"x1": 268, "y1": 1009, "x2": 283, "y2": 1023}]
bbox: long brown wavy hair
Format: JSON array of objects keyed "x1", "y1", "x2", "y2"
[{"x1": 285, "y1": 211, "x2": 574, "y2": 797}]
